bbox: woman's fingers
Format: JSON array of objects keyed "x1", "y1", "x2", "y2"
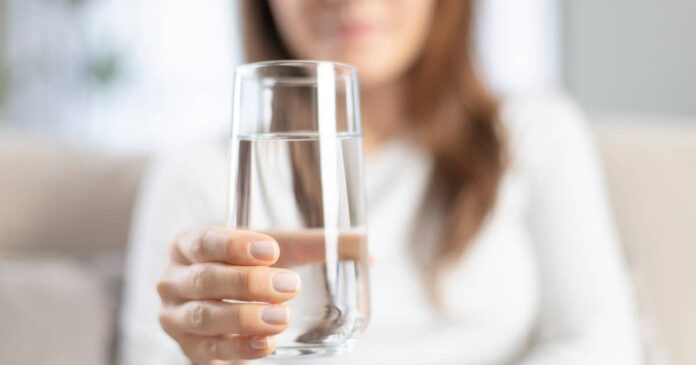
[
  {"x1": 158, "y1": 264, "x2": 301, "y2": 303},
  {"x1": 173, "y1": 227, "x2": 279, "y2": 266},
  {"x1": 160, "y1": 301, "x2": 289, "y2": 337},
  {"x1": 159, "y1": 228, "x2": 294, "y2": 363},
  {"x1": 181, "y1": 334, "x2": 275, "y2": 363},
  {"x1": 268, "y1": 229, "x2": 368, "y2": 268}
]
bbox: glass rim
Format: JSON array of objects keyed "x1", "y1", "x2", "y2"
[{"x1": 235, "y1": 60, "x2": 358, "y2": 82}]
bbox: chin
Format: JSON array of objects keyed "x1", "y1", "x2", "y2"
[
  {"x1": 321, "y1": 50, "x2": 403, "y2": 88},
  {"x1": 344, "y1": 61, "x2": 399, "y2": 88},
  {"x1": 358, "y1": 68, "x2": 404, "y2": 91},
  {"x1": 356, "y1": 73, "x2": 389, "y2": 90}
]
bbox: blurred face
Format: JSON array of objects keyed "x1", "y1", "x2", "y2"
[{"x1": 268, "y1": 0, "x2": 437, "y2": 89}]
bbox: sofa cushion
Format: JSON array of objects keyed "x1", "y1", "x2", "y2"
[
  {"x1": 0, "y1": 258, "x2": 113, "y2": 365},
  {"x1": 0, "y1": 128, "x2": 144, "y2": 255},
  {"x1": 594, "y1": 115, "x2": 696, "y2": 365}
]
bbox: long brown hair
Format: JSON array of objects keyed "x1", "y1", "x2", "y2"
[{"x1": 241, "y1": 1, "x2": 506, "y2": 299}]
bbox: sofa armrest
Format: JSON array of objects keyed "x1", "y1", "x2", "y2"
[{"x1": 0, "y1": 258, "x2": 113, "y2": 365}]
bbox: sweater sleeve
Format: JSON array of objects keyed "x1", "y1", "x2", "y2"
[
  {"x1": 116, "y1": 148, "x2": 222, "y2": 365},
  {"x1": 511, "y1": 96, "x2": 644, "y2": 364}
]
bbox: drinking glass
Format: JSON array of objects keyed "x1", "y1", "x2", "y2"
[{"x1": 227, "y1": 60, "x2": 370, "y2": 357}]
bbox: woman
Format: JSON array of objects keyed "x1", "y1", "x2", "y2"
[{"x1": 119, "y1": 1, "x2": 643, "y2": 364}]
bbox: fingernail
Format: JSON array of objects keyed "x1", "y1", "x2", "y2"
[
  {"x1": 261, "y1": 306, "x2": 288, "y2": 325},
  {"x1": 249, "y1": 336, "x2": 268, "y2": 350},
  {"x1": 272, "y1": 272, "x2": 300, "y2": 293},
  {"x1": 249, "y1": 241, "x2": 277, "y2": 260}
]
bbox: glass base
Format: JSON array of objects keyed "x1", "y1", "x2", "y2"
[{"x1": 271, "y1": 342, "x2": 354, "y2": 358}]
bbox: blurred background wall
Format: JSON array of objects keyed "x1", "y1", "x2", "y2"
[
  {"x1": 0, "y1": 0, "x2": 240, "y2": 151},
  {"x1": 564, "y1": 0, "x2": 696, "y2": 115}
]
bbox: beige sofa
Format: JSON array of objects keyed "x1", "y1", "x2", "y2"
[
  {"x1": 594, "y1": 116, "x2": 696, "y2": 365},
  {"x1": 0, "y1": 130, "x2": 144, "y2": 365},
  {"x1": 0, "y1": 116, "x2": 695, "y2": 365}
]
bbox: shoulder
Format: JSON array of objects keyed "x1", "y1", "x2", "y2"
[
  {"x1": 500, "y1": 91, "x2": 590, "y2": 148},
  {"x1": 499, "y1": 91, "x2": 596, "y2": 172},
  {"x1": 145, "y1": 137, "x2": 227, "y2": 185},
  {"x1": 138, "y1": 137, "x2": 228, "y2": 222}
]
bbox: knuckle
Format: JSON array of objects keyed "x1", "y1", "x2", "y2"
[
  {"x1": 231, "y1": 269, "x2": 251, "y2": 300},
  {"x1": 188, "y1": 302, "x2": 209, "y2": 331},
  {"x1": 172, "y1": 231, "x2": 194, "y2": 260},
  {"x1": 190, "y1": 235, "x2": 205, "y2": 261},
  {"x1": 225, "y1": 231, "x2": 239, "y2": 260},
  {"x1": 241, "y1": 269, "x2": 263, "y2": 300},
  {"x1": 233, "y1": 306, "x2": 252, "y2": 332},
  {"x1": 190, "y1": 265, "x2": 211, "y2": 295},
  {"x1": 206, "y1": 337, "x2": 221, "y2": 359},
  {"x1": 213, "y1": 227, "x2": 236, "y2": 261},
  {"x1": 249, "y1": 268, "x2": 266, "y2": 292}
]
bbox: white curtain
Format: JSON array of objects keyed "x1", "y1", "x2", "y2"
[
  {"x1": 5, "y1": 0, "x2": 238, "y2": 152},
  {"x1": 476, "y1": 0, "x2": 561, "y2": 95}
]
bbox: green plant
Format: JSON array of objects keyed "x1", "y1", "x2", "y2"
[{"x1": 87, "y1": 49, "x2": 122, "y2": 87}]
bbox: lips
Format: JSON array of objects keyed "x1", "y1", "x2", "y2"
[
  {"x1": 339, "y1": 21, "x2": 378, "y2": 38},
  {"x1": 326, "y1": 19, "x2": 383, "y2": 42}
]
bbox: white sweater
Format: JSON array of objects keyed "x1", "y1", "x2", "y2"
[{"x1": 118, "y1": 94, "x2": 643, "y2": 365}]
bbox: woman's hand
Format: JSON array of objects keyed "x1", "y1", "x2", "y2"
[{"x1": 157, "y1": 227, "x2": 301, "y2": 364}]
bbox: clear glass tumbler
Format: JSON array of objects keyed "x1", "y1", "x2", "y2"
[{"x1": 227, "y1": 60, "x2": 370, "y2": 357}]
